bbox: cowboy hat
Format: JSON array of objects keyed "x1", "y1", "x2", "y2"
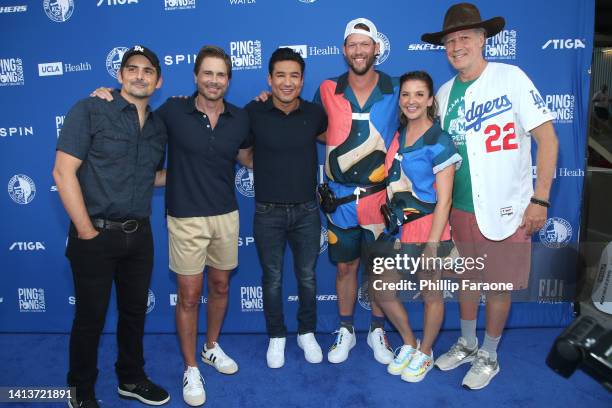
[{"x1": 421, "y1": 3, "x2": 505, "y2": 45}]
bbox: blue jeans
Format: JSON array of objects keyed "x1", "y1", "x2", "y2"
[{"x1": 254, "y1": 200, "x2": 321, "y2": 337}]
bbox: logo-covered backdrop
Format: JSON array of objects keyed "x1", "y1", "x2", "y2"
[{"x1": 1, "y1": 0, "x2": 593, "y2": 333}]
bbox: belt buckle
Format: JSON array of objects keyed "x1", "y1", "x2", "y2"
[{"x1": 121, "y1": 219, "x2": 139, "y2": 233}]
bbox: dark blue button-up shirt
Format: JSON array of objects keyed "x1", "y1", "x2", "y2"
[{"x1": 57, "y1": 90, "x2": 167, "y2": 219}]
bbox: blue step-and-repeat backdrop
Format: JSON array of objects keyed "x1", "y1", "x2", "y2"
[{"x1": 1, "y1": 0, "x2": 593, "y2": 333}]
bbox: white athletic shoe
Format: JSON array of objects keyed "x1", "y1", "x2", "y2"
[
  {"x1": 327, "y1": 327, "x2": 356, "y2": 364},
  {"x1": 182, "y1": 366, "x2": 205, "y2": 407},
  {"x1": 201, "y1": 342, "x2": 238, "y2": 375},
  {"x1": 367, "y1": 327, "x2": 394, "y2": 364},
  {"x1": 267, "y1": 337, "x2": 286, "y2": 369},
  {"x1": 297, "y1": 333, "x2": 323, "y2": 363}
]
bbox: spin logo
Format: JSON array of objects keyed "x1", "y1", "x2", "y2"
[
  {"x1": 0, "y1": 58, "x2": 24, "y2": 86},
  {"x1": 169, "y1": 294, "x2": 207, "y2": 306},
  {"x1": 230, "y1": 40, "x2": 262, "y2": 70},
  {"x1": 545, "y1": 94, "x2": 574, "y2": 124},
  {"x1": 485, "y1": 29, "x2": 517, "y2": 60},
  {"x1": 43, "y1": 0, "x2": 74, "y2": 22},
  {"x1": 240, "y1": 286, "x2": 263, "y2": 312},
  {"x1": 18, "y1": 288, "x2": 45, "y2": 312}
]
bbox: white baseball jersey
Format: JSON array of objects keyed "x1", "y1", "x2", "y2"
[{"x1": 437, "y1": 62, "x2": 553, "y2": 241}]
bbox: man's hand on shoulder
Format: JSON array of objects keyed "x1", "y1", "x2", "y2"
[{"x1": 90, "y1": 87, "x2": 114, "y2": 101}]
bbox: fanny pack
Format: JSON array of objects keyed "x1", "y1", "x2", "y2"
[{"x1": 317, "y1": 183, "x2": 385, "y2": 214}]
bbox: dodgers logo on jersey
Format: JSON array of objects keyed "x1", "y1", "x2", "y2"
[
  {"x1": 539, "y1": 217, "x2": 573, "y2": 248},
  {"x1": 530, "y1": 89, "x2": 550, "y2": 115},
  {"x1": 235, "y1": 166, "x2": 254, "y2": 197},
  {"x1": 106, "y1": 47, "x2": 128, "y2": 79},
  {"x1": 465, "y1": 95, "x2": 512, "y2": 132},
  {"x1": 146, "y1": 290, "x2": 156, "y2": 314},
  {"x1": 44, "y1": 0, "x2": 74, "y2": 22},
  {"x1": 8, "y1": 174, "x2": 36, "y2": 204}
]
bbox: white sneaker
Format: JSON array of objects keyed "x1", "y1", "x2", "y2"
[
  {"x1": 327, "y1": 327, "x2": 356, "y2": 364},
  {"x1": 201, "y1": 342, "x2": 238, "y2": 375},
  {"x1": 267, "y1": 337, "x2": 286, "y2": 368},
  {"x1": 297, "y1": 332, "x2": 323, "y2": 363},
  {"x1": 183, "y1": 366, "x2": 205, "y2": 407},
  {"x1": 367, "y1": 327, "x2": 394, "y2": 364}
]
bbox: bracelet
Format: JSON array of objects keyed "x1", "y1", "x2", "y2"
[{"x1": 530, "y1": 197, "x2": 550, "y2": 208}]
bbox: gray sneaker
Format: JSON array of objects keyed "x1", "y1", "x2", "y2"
[
  {"x1": 462, "y1": 349, "x2": 500, "y2": 390},
  {"x1": 434, "y1": 337, "x2": 478, "y2": 371}
]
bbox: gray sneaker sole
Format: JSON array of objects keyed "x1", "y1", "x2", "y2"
[
  {"x1": 434, "y1": 354, "x2": 476, "y2": 371},
  {"x1": 462, "y1": 365, "x2": 500, "y2": 390}
]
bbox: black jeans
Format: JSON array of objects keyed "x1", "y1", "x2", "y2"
[
  {"x1": 66, "y1": 221, "x2": 153, "y2": 400},
  {"x1": 253, "y1": 201, "x2": 321, "y2": 337}
]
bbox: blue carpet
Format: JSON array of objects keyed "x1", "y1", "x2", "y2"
[{"x1": 0, "y1": 329, "x2": 609, "y2": 407}]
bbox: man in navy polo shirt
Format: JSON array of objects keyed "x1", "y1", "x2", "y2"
[
  {"x1": 92, "y1": 45, "x2": 251, "y2": 407},
  {"x1": 245, "y1": 48, "x2": 327, "y2": 369}
]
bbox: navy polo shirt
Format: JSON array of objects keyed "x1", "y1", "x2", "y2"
[
  {"x1": 157, "y1": 96, "x2": 251, "y2": 217},
  {"x1": 245, "y1": 98, "x2": 327, "y2": 203},
  {"x1": 57, "y1": 90, "x2": 167, "y2": 219}
]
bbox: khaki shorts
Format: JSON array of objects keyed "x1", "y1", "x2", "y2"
[{"x1": 168, "y1": 211, "x2": 239, "y2": 275}]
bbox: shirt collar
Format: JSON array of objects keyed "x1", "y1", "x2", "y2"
[
  {"x1": 112, "y1": 89, "x2": 152, "y2": 114},
  {"x1": 187, "y1": 92, "x2": 235, "y2": 117},
  {"x1": 264, "y1": 96, "x2": 303, "y2": 113},
  {"x1": 334, "y1": 70, "x2": 394, "y2": 95}
]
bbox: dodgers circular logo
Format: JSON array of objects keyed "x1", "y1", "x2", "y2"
[
  {"x1": 146, "y1": 290, "x2": 156, "y2": 314},
  {"x1": 8, "y1": 174, "x2": 36, "y2": 205},
  {"x1": 357, "y1": 282, "x2": 372, "y2": 311},
  {"x1": 235, "y1": 166, "x2": 255, "y2": 197},
  {"x1": 43, "y1": 0, "x2": 74, "y2": 23},
  {"x1": 375, "y1": 32, "x2": 391, "y2": 65},
  {"x1": 106, "y1": 47, "x2": 129, "y2": 79},
  {"x1": 319, "y1": 225, "x2": 328, "y2": 254},
  {"x1": 539, "y1": 217, "x2": 573, "y2": 249}
]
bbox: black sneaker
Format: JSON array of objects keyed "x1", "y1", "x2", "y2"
[
  {"x1": 118, "y1": 378, "x2": 170, "y2": 405},
  {"x1": 67, "y1": 397, "x2": 100, "y2": 408}
]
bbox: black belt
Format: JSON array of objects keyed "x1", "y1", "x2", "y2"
[
  {"x1": 91, "y1": 218, "x2": 148, "y2": 234},
  {"x1": 335, "y1": 183, "x2": 386, "y2": 206}
]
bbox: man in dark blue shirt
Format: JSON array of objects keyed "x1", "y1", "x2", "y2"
[
  {"x1": 53, "y1": 45, "x2": 170, "y2": 408},
  {"x1": 245, "y1": 48, "x2": 327, "y2": 369},
  {"x1": 91, "y1": 45, "x2": 251, "y2": 407}
]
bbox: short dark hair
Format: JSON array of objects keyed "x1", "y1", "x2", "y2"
[
  {"x1": 398, "y1": 71, "x2": 438, "y2": 127},
  {"x1": 193, "y1": 45, "x2": 232, "y2": 79},
  {"x1": 268, "y1": 47, "x2": 305, "y2": 76}
]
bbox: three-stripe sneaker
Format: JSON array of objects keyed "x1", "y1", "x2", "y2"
[
  {"x1": 183, "y1": 366, "x2": 205, "y2": 406},
  {"x1": 201, "y1": 342, "x2": 239, "y2": 374}
]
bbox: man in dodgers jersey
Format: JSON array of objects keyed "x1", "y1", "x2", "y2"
[
  {"x1": 421, "y1": 3, "x2": 558, "y2": 389},
  {"x1": 314, "y1": 18, "x2": 399, "y2": 365}
]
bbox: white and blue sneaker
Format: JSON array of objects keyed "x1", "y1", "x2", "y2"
[{"x1": 387, "y1": 342, "x2": 418, "y2": 375}]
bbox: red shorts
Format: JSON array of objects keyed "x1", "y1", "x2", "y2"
[{"x1": 448, "y1": 209, "x2": 531, "y2": 290}]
